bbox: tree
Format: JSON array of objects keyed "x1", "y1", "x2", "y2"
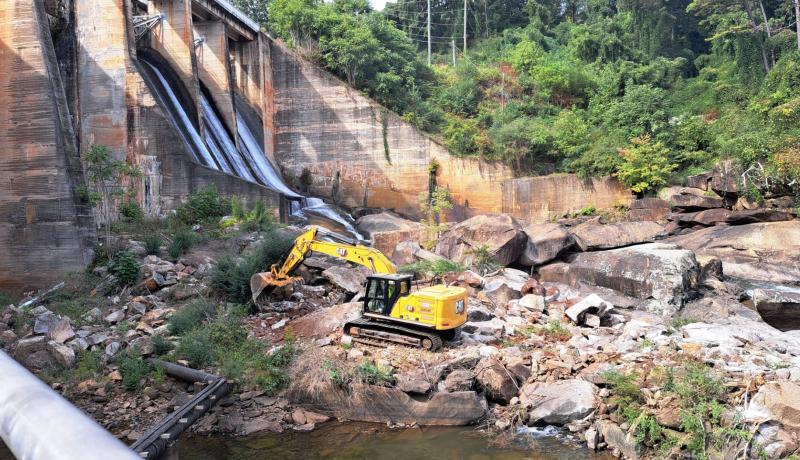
[
  {"x1": 418, "y1": 186, "x2": 453, "y2": 249},
  {"x1": 81, "y1": 145, "x2": 141, "y2": 258},
  {"x1": 615, "y1": 136, "x2": 677, "y2": 193},
  {"x1": 232, "y1": 0, "x2": 271, "y2": 26}
]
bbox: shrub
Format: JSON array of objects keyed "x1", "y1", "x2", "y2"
[
  {"x1": 168, "y1": 299, "x2": 216, "y2": 336},
  {"x1": 143, "y1": 234, "x2": 161, "y2": 255},
  {"x1": 119, "y1": 354, "x2": 151, "y2": 391},
  {"x1": 210, "y1": 229, "x2": 296, "y2": 303},
  {"x1": 174, "y1": 185, "x2": 230, "y2": 226},
  {"x1": 120, "y1": 201, "x2": 144, "y2": 223},
  {"x1": 615, "y1": 136, "x2": 677, "y2": 194},
  {"x1": 168, "y1": 228, "x2": 200, "y2": 259},
  {"x1": 70, "y1": 350, "x2": 104, "y2": 381},
  {"x1": 467, "y1": 245, "x2": 500, "y2": 276},
  {"x1": 579, "y1": 204, "x2": 597, "y2": 215},
  {"x1": 398, "y1": 259, "x2": 466, "y2": 277},
  {"x1": 176, "y1": 328, "x2": 214, "y2": 368},
  {"x1": 152, "y1": 334, "x2": 174, "y2": 356},
  {"x1": 108, "y1": 251, "x2": 141, "y2": 286},
  {"x1": 355, "y1": 360, "x2": 393, "y2": 385}
]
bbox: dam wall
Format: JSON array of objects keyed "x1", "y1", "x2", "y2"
[{"x1": 0, "y1": 0, "x2": 631, "y2": 290}]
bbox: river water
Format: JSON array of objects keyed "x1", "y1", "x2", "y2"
[{"x1": 176, "y1": 423, "x2": 611, "y2": 460}]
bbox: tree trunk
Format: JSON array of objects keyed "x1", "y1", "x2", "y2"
[
  {"x1": 795, "y1": 0, "x2": 800, "y2": 50},
  {"x1": 742, "y1": 0, "x2": 771, "y2": 72},
  {"x1": 758, "y1": 0, "x2": 775, "y2": 66}
]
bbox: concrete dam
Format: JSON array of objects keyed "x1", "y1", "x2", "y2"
[{"x1": 0, "y1": 0, "x2": 632, "y2": 291}]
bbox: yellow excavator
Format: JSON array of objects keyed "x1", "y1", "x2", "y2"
[{"x1": 250, "y1": 226, "x2": 467, "y2": 351}]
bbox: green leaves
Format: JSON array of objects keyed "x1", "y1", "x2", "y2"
[{"x1": 615, "y1": 136, "x2": 677, "y2": 193}]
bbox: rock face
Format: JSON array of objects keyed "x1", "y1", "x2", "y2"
[
  {"x1": 322, "y1": 266, "x2": 369, "y2": 294},
  {"x1": 628, "y1": 198, "x2": 670, "y2": 222},
  {"x1": 540, "y1": 243, "x2": 699, "y2": 315},
  {"x1": 744, "y1": 381, "x2": 800, "y2": 431},
  {"x1": 293, "y1": 384, "x2": 485, "y2": 426},
  {"x1": 668, "y1": 222, "x2": 800, "y2": 285},
  {"x1": 674, "y1": 209, "x2": 793, "y2": 226},
  {"x1": 474, "y1": 357, "x2": 518, "y2": 403},
  {"x1": 518, "y1": 223, "x2": 573, "y2": 266},
  {"x1": 569, "y1": 221, "x2": 664, "y2": 251},
  {"x1": 753, "y1": 289, "x2": 800, "y2": 331},
  {"x1": 436, "y1": 214, "x2": 527, "y2": 266},
  {"x1": 356, "y1": 212, "x2": 423, "y2": 258},
  {"x1": 659, "y1": 186, "x2": 724, "y2": 210},
  {"x1": 520, "y1": 379, "x2": 599, "y2": 425}
]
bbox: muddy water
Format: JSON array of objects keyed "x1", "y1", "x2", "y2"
[{"x1": 177, "y1": 423, "x2": 612, "y2": 460}]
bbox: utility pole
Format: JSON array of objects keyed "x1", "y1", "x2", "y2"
[
  {"x1": 451, "y1": 39, "x2": 456, "y2": 65},
  {"x1": 463, "y1": 0, "x2": 467, "y2": 54},
  {"x1": 427, "y1": 0, "x2": 431, "y2": 65}
]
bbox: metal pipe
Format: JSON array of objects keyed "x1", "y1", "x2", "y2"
[{"x1": 0, "y1": 351, "x2": 140, "y2": 460}]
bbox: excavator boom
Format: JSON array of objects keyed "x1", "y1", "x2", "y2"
[{"x1": 250, "y1": 226, "x2": 396, "y2": 303}]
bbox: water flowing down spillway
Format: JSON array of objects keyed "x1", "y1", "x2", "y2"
[
  {"x1": 199, "y1": 94, "x2": 257, "y2": 183},
  {"x1": 139, "y1": 55, "x2": 363, "y2": 240},
  {"x1": 141, "y1": 61, "x2": 230, "y2": 174}
]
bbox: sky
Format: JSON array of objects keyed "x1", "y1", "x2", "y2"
[{"x1": 370, "y1": 0, "x2": 396, "y2": 10}]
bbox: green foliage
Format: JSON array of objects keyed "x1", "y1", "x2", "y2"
[
  {"x1": 173, "y1": 186, "x2": 230, "y2": 227},
  {"x1": 168, "y1": 299, "x2": 216, "y2": 336},
  {"x1": 418, "y1": 186, "x2": 453, "y2": 249},
  {"x1": 354, "y1": 360, "x2": 394, "y2": 385},
  {"x1": 0, "y1": 292, "x2": 16, "y2": 307},
  {"x1": 398, "y1": 259, "x2": 467, "y2": 277},
  {"x1": 107, "y1": 251, "x2": 141, "y2": 286},
  {"x1": 615, "y1": 136, "x2": 677, "y2": 193},
  {"x1": 143, "y1": 234, "x2": 162, "y2": 256},
  {"x1": 579, "y1": 204, "x2": 597, "y2": 215},
  {"x1": 209, "y1": 229, "x2": 296, "y2": 303},
  {"x1": 152, "y1": 334, "x2": 174, "y2": 356},
  {"x1": 119, "y1": 354, "x2": 152, "y2": 391},
  {"x1": 168, "y1": 228, "x2": 201, "y2": 259},
  {"x1": 466, "y1": 245, "x2": 500, "y2": 276},
  {"x1": 176, "y1": 313, "x2": 295, "y2": 393},
  {"x1": 70, "y1": 350, "x2": 104, "y2": 381}
]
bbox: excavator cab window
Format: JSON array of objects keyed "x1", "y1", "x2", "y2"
[{"x1": 364, "y1": 276, "x2": 412, "y2": 315}]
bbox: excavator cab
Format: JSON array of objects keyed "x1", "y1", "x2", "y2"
[{"x1": 364, "y1": 274, "x2": 413, "y2": 316}]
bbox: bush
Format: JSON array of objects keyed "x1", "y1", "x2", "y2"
[
  {"x1": 71, "y1": 350, "x2": 104, "y2": 381},
  {"x1": 615, "y1": 136, "x2": 677, "y2": 194},
  {"x1": 108, "y1": 251, "x2": 141, "y2": 286},
  {"x1": 168, "y1": 299, "x2": 216, "y2": 336},
  {"x1": 119, "y1": 355, "x2": 151, "y2": 391},
  {"x1": 174, "y1": 186, "x2": 230, "y2": 226},
  {"x1": 120, "y1": 202, "x2": 144, "y2": 223},
  {"x1": 152, "y1": 334, "x2": 174, "y2": 356},
  {"x1": 143, "y1": 234, "x2": 161, "y2": 255},
  {"x1": 467, "y1": 245, "x2": 500, "y2": 276},
  {"x1": 210, "y1": 229, "x2": 296, "y2": 303},
  {"x1": 176, "y1": 328, "x2": 214, "y2": 368},
  {"x1": 168, "y1": 228, "x2": 200, "y2": 259},
  {"x1": 355, "y1": 360, "x2": 393, "y2": 385}
]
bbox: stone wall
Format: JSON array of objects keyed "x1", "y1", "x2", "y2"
[
  {"x1": 267, "y1": 39, "x2": 631, "y2": 222},
  {"x1": 0, "y1": 0, "x2": 96, "y2": 291}
]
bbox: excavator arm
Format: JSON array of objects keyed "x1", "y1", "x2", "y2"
[{"x1": 250, "y1": 226, "x2": 396, "y2": 303}]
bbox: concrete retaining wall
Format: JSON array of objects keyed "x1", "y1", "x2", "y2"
[{"x1": 0, "y1": 0, "x2": 96, "y2": 291}]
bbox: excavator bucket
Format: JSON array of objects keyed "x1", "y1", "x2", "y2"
[{"x1": 250, "y1": 272, "x2": 295, "y2": 305}]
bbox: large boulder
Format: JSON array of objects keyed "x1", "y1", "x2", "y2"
[
  {"x1": 686, "y1": 160, "x2": 740, "y2": 195},
  {"x1": 667, "y1": 221, "x2": 800, "y2": 285},
  {"x1": 322, "y1": 266, "x2": 370, "y2": 293},
  {"x1": 752, "y1": 289, "x2": 800, "y2": 332},
  {"x1": 628, "y1": 198, "x2": 671, "y2": 222},
  {"x1": 356, "y1": 212, "x2": 424, "y2": 258},
  {"x1": 518, "y1": 223, "x2": 573, "y2": 266},
  {"x1": 292, "y1": 383, "x2": 485, "y2": 426},
  {"x1": 744, "y1": 381, "x2": 800, "y2": 431},
  {"x1": 520, "y1": 379, "x2": 599, "y2": 425},
  {"x1": 569, "y1": 221, "x2": 664, "y2": 251},
  {"x1": 474, "y1": 357, "x2": 518, "y2": 404},
  {"x1": 539, "y1": 243, "x2": 699, "y2": 315},
  {"x1": 436, "y1": 215, "x2": 526, "y2": 266},
  {"x1": 674, "y1": 209, "x2": 793, "y2": 227},
  {"x1": 659, "y1": 186, "x2": 724, "y2": 210}
]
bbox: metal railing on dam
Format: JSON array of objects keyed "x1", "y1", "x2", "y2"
[{"x1": 0, "y1": 351, "x2": 140, "y2": 460}]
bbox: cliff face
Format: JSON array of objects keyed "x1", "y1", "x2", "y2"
[
  {"x1": 0, "y1": 0, "x2": 96, "y2": 291},
  {"x1": 267, "y1": 41, "x2": 632, "y2": 222}
]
